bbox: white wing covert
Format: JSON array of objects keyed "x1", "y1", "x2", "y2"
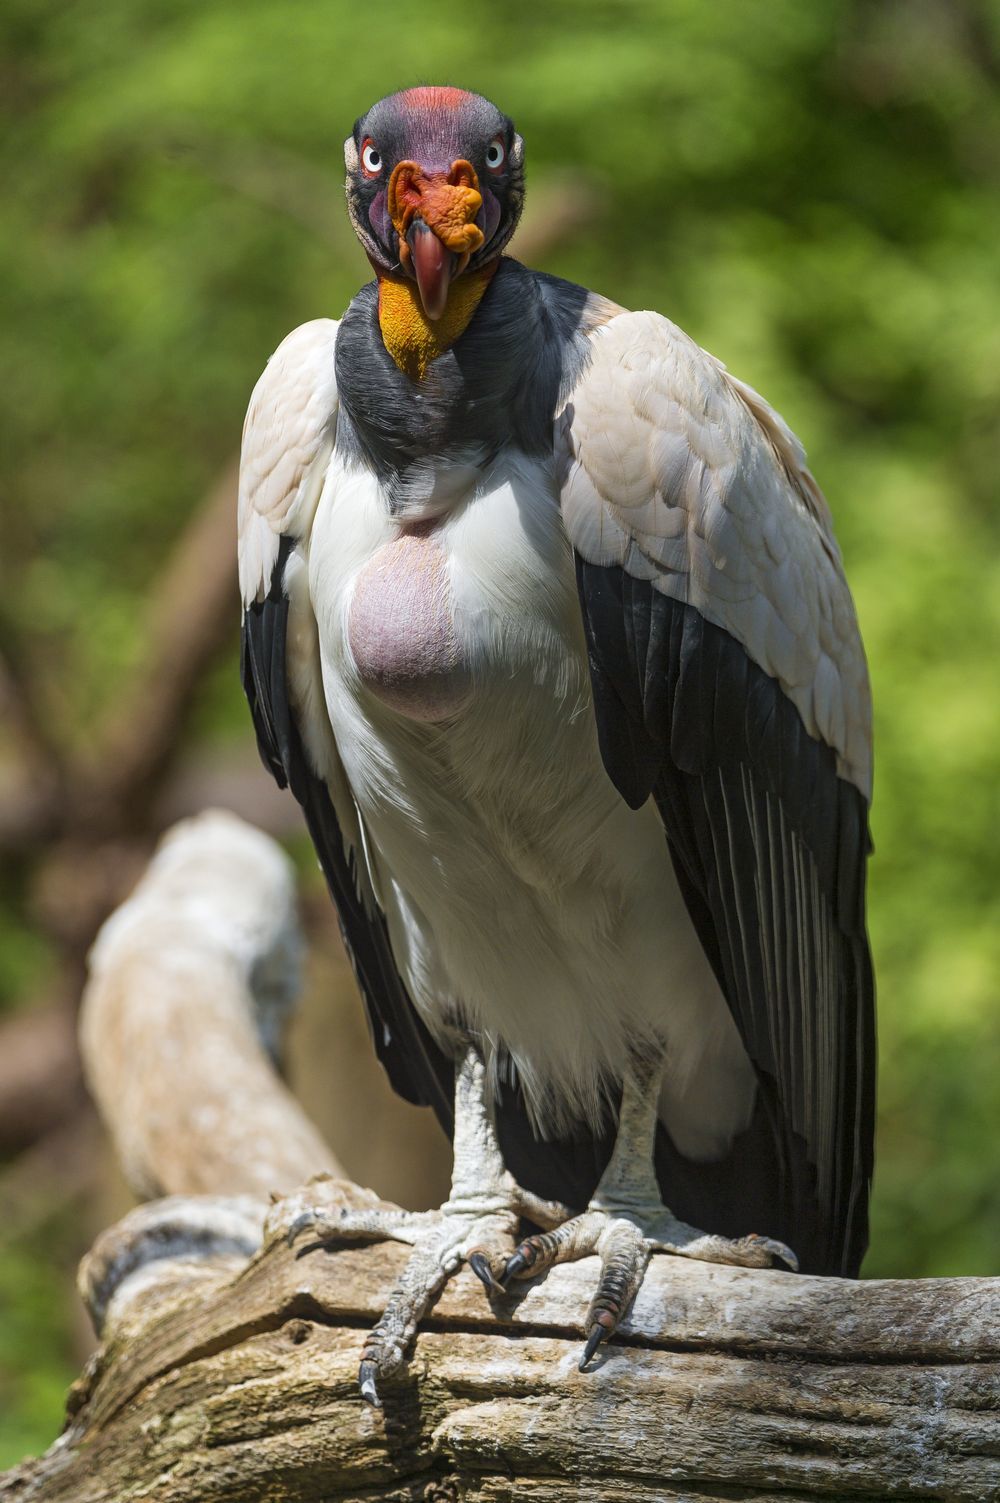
[
  {"x1": 238, "y1": 319, "x2": 341, "y2": 609},
  {"x1": 560, "y1": 311, "x2": 871, "y2": 796}
]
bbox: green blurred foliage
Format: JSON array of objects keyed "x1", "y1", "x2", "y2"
[
  {"x1": 2, "y1": 0, "x2": 999, "y2": 1465},
  {"x1": 0, "y1": 1236, "x2": 81, "y2": 1470}
]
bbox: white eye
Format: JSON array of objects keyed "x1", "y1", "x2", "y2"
[
  {"x1": 361, "y1": 142, "x2": 382, "y2": 175},
  {"x1": 485, "y1": 138, "x2": 506, "y2": 170}
]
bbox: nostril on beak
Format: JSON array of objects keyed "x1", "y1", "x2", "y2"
[{"x1": 448, "y1": 159, "x2": 478, "y2": 189}]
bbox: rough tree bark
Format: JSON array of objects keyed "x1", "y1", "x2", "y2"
[{"x1": 1, "y1": 812, "x2": 997, "y2": 1503}]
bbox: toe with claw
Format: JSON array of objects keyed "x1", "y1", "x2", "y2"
[
  {"x1": 269, "y1": 1049, "x2": 799, "y2": 1399},
  {"x1": 270, "y1": 1049, "x2": 572, "y2": 1411},
  {"x1": 280, "y1": 1198, "x2": 518, "y2": 1408},
  {"x1": 503, "y1": 1203, "x2": 797, "y2": 1370}
]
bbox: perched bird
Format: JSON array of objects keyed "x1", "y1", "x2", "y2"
[{"x1": 239, "y1": 85, "x2": 875, "y2": 1404}]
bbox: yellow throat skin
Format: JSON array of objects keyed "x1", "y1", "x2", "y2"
[{"x1": 378, "y1": 265, "x2": 496, "y2": 381}]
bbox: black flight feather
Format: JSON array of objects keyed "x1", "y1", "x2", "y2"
[{"x1": 576, "y1": 556, "x2": 876, "y2": 1276}]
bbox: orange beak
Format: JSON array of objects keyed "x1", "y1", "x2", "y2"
[{"x1": 388, "y1": 159, "x2": 485, "y2": 320}]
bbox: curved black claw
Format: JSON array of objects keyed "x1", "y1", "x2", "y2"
[
  {"x1": 501, "y1": 1229, "x2": 560, "y2": 1285},
  {"x1": 745, "y1": 1232, "x2": 799, "y2": 1272},
  {"x1": 468, "y1": 1250, "x2": 505, "y2": 1296},
  {"x1": 501, "y1": 1247, "x2": 531, "y2": 1282},
  {"x1": 579, "y1": 1314, "x2": 613, "y2": 1370},
  {"x1": 358, "y1": 1359, "x2": 382, "y2": 1409}
]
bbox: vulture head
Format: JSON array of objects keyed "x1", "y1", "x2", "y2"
[{"x1": 345, "y1": 87, "x2": 524, "y2": 321}]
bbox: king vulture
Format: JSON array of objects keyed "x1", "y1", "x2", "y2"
[{"x1": 239, "y1": 86, "x2": 876, "y2": 1404}]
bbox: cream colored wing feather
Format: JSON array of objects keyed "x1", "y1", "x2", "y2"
[
  {"x1": 238, "y1": 318, "x2": 340, "y2": 609},
  {"x1": 559, "y1": 310, "x2": 871, "y2": 798},
  {"x1": 238, "y1": 316, "x2": 349, "y2": 832}
]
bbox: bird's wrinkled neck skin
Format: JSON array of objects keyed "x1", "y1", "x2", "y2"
[{"x1": 377, "y1": 261, "x2": 498, "y2": 381}]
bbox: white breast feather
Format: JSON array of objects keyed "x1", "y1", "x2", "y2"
[{"x1": 306, "y1": 449, "x2": 756, "y2": 1151}]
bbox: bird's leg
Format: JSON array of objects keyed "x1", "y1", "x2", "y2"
[
  {"x1": 501, "y1": 1051, "x2": 798, "y2": 1369},
  {"x1": 282, "y1": 1044, "x2": 568, "y2": 1408}
]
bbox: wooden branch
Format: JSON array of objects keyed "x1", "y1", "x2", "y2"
[
  {"x1": 7, "y1": 1201, "x2": 1000, "y2": 1502},
  {"x1": 2, "y1": 812, "x2": 998, "y2": 1502},
  {"x1": 0, "y1": 999, "x2": 83, "y2": 1154},
  {"x1": 0, "y1": 628, "x2": 68, "y2": 854},
  {"x1": 0, "y1": 1109, "x2": 103, "y2": 1243},
  {"x1": 0, "y1": 610, "x2": 67, "y2": 783},
  {"x1": 0, "y1": 460, "x2": 240, "y2": 858},
  {"x1": 77, "y1": 461, "x2": 241, "y2": 835},
  {"x1": 78, "y1": 809, "x2": 341, "y2": 1200}
]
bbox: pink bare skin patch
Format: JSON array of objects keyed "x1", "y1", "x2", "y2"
[{"x1": 348, "y1": 531, "x2": 470, "y2": 721}]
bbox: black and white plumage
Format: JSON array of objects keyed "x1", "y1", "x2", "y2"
[{"x1": 240, "y1": 86, "x2": 875, "y2": 1393}]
